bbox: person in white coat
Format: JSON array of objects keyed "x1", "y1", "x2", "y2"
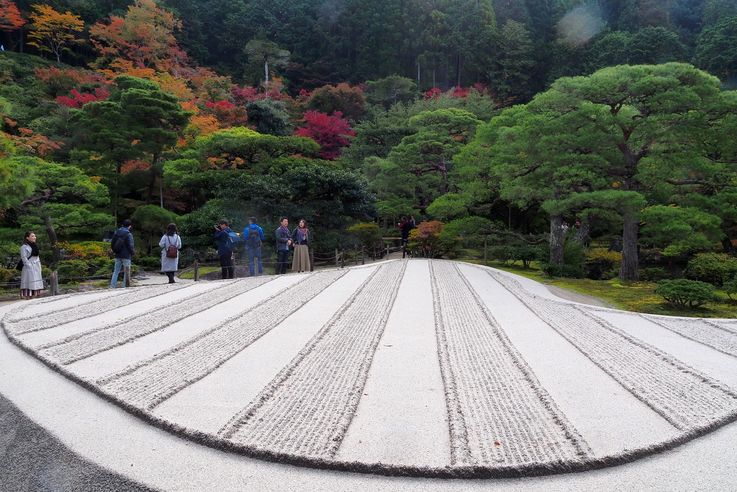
[
  {"x1": 159, "y1": 223, "x2": 182, "y2": 283},
  {"x1": 20, "y1": 231, "x2": 43, "y2": 299}
]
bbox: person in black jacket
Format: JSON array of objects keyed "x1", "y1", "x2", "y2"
[
  {"x1": 275, "y1": 217, "x2": 292, "y2": 274},
  {"x1": 110, "y1": 219, "x2": 134, "y2": 288},
  {"x1": 214, "y1": 219, "x2": 236, "y2": 279}
]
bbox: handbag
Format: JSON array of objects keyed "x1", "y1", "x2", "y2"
[
  {"x1": 165, "y1": 235, "x2": 178, "y2": 259},
  {"x1": 15, "y1": 259, "x2": 23, "y2": 271}
]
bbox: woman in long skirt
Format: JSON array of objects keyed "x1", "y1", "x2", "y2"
[
  {"x1": 159, "y1": 223, "x2": 182, "y2": 283},
  {"x1": 20, "y1": 231, "x2": 43, "y2": 299},
  {"x1": 291, "y1": 219, "x2": 311, "y2": 273}
]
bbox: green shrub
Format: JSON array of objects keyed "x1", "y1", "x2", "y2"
[
  {"x1": 639, "y1": 267, "x2": 670, "y2": 282},
  {"x1": 347, "y1": 222, "x2": 383, "y2": 254},
  {"x1": 656, "y1": 279, "x2": 716, "y2": 308},
  {"x1": 685, "y1": 253, "x2": 737, "y2": 286},
  {"x1": 724, "y1": 276, "x2": 737, "y2": 301},
  {"x1": 0, "y1": 267, "x2": 19, "y2": 284},
  {"x1": 59, "y1": 241, "x2": 110, "y2": 260},
  {"x1": 542, "y1": 262, "x2": 585, "y2": 278},
  {"x1": 585, "y1": 248, "x2": 622, "y2": 280},
  {"x1": 56, "y1": 260, "x2": 91, "y2": 283},
  {"x1": 136, "y1": 256, "x2": 162, "y2": 270},
  {"x1": 510, "y1": 244, "x2": 542, "y2": 268},
  {"x1": 489, "y1": 245, "x2": 514, "y2": 264}
]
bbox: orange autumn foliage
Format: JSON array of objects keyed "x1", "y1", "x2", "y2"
[
  {"x1": 27, "y1": 4, "x2": 84, "y2": 63},
  {"x1": 0, "y1": 0, "x2": 25, "y2": 31},
  {"x1": 90, "y1": 0, "x2": 186, "y2": 73}
]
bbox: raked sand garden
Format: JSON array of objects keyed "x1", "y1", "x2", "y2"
[{"x1": 2, "y1": 258, "x2": 737, "y2": 488}]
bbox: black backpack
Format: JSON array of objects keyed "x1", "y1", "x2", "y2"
[
  {"x1": 247, "y1": 227, "x2": 262, "y2": 249},
  {"x1": 111, "y1": 232, "x2": 127, "y2": 255}
]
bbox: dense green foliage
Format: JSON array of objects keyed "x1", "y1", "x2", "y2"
[
  {"x1": 1, "y1": 0, "x2": 736, "y2": 304},
  {"x1": 656, "y1": 279, "x2": 716, "y2": 308}
]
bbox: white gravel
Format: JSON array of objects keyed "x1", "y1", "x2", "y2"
[
  {"x1": 154, "y1": 267, "x2": 376, "y2": 435},
  {"x1": 458, "y1": 264, "x2": 679, "y2": 457},
  {"x1": 3, "y1": 260, "x2": 737, "y2": 484},
  {"x1": 336, "y1": 260, "x2": 450, "y2": 468}
]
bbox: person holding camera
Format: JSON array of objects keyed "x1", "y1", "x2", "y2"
[{"x1": 214, "y1": 220, "x2": 236, "y2": 279}]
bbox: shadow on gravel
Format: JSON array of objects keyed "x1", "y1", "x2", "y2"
[{"x1": 0, "y1": 394, "x2": 155, "y2": 492}]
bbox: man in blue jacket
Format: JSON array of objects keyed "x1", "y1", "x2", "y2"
[
  {"x1": 110, "y1": 219, "x2": 134, "y2": 288},
  {"x1": 275, "y1": 217, "x2": 292, "y2": 274},
  {"x1": 214, "y1": 219, "x2": 236, "y2": 279},
  {"x1": 243, "y1": 217, "x2": 265, "y2": 277}
]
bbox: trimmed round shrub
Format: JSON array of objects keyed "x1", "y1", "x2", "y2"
[
  {"x1": 685, "y1": 253, "x2": 737, "y2": 286},
  {"x1": 656, "y1": 279, "x2": 716, "y2": 308}
]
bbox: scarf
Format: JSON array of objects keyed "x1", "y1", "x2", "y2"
[
  {"x1": 25, "y1": 240, "x2": 39, "y2": 257},
  {"x1": 295, "y1": 227, "x2": 309, "y2": 243}
]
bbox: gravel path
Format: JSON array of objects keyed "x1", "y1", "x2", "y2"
[
  {"x1": 98, "y1": 270, "x2": 347, "y2": 410},
  {"x1": 219, "y1": 261, "x2": 406, "y2": 458},
  {"x1": 488, "y1": 270, "x2": 737, "y2": 431},
  {"x1": 5, "y1": 283, "x2": 188, "y2": 336},
  {"x1": 3, "y1": 260, "x2": 737, "y2": 482},
  {"x1": 430, "y1": 261, "x2": 591, "y2": 466},
  {"x1": 640, "y1": 315, "x2": 737, "y2": 358},
  {"x1": 37, "y1": 277, "x2": 273, "y2": 365}
]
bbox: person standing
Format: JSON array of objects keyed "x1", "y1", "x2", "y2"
[
  {"x1": 19, "y1": 231, "x2": 43, "y2": 299},
  {"x1": 243, "y1": 217, "x2": 265, "y2": 276},
  {"x1": 159, "y1": 223, "x2": 182, "y2": 284},
  {"x1": 275, "y1": 217, "x2": 292, "y2": 274},
  {"x1": 398, "y1": 216, "x2": 415, "y2": 258},
  {"x1": 110, "y1": 219, "x2": 134, "y2": 288},
  {"x1": 291, "y1": 219, "x2": 311, "y2": 273},
  {"x1": 214, "y1": 219, "x2": 236, "y2": 279}
]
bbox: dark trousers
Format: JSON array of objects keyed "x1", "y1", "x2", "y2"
[
  {"x1": 165, "y1": 271, "x2": 175, "y2": 283},
  {"x1": 219, "y1": 253, "x2": 234, "y2": 279},
  {"x1": 276, "y1": 249, "x2": 290, "y2": 274},
  {"x1": 402, "y1": 238, "x2": 410, "y2": 258}
]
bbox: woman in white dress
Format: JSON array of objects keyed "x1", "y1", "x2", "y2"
[
  {"x1": 20, "y1": 231, "x2": 43, "y2": 299},
  {"x1": 159, "y1": 223, "x2": 182, "y2": 284}
]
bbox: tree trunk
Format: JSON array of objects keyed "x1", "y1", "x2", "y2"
[
  {"x1": 620, "y1": 211, "x2": 639, "y2": 281},
  {"x1": 456, "y1": 52, "x2": 462, "y2": 87},
  {"x1": 43, "y1": 215, "x2": 61, "y2": 269},
  {"x1": 549, "y1": 215, "x2": 564, "y2": 265},
  {"x1": 264, "y1": 58, "x2": 270, "y2": 87},
  {"x1": 574, "y1": 216, "x2": 591, "y2": 246}
]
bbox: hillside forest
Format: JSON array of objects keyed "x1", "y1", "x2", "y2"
[{"x1": 1, "y1": 0, "x2": 737, "y2": 307}]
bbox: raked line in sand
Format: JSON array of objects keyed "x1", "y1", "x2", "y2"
[{"x1": 3, "y1": 259, "x2": 737, "y2": 479}]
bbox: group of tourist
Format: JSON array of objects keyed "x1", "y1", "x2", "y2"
[
  {"x1": 216, "y1": 216, "x2": 311, "y2": 280},
  {"x1": 16, "y1": 216, "x2": 311, "y2": 297}
]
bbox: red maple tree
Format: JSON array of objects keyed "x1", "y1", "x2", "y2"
[
  {"x1": 56, "y1": 87, "x2": 110, "y2": 108},
  {"x1": 295, "y1": 110, "x2": 355, "y2": 160}
]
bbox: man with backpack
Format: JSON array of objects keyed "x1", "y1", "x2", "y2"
[
  {"x1": 110, "y1": 219, "x2": 135, "y2": 288},
  {"x1": 214, "y1": 219, "x2": 237, "y2": 279},
  {"x1": 243, "y1": 217, "x2": 265, "y2": 277}
]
